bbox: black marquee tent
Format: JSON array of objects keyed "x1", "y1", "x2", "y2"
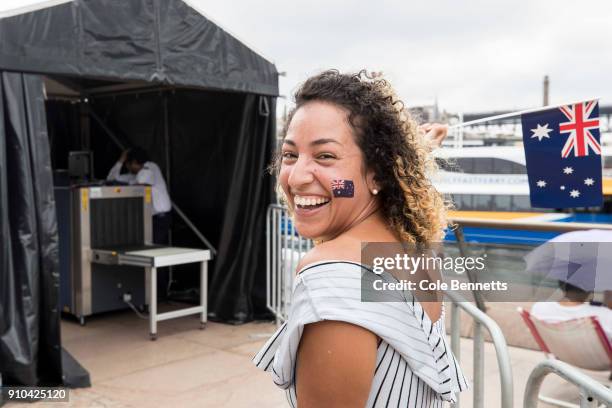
[{"x1": 0, "y1": 0, "x2": 278, "y2": 388}]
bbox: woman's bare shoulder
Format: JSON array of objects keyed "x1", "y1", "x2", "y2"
[{"x1": 296, "y1": 236, "x2": 362, "y2": 274}]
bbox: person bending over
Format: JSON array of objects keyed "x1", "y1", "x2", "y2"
[{"x1": 107, "y1": 147, "x2": 172, "y2": 244}]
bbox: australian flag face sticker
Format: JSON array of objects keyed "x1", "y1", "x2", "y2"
[{"x1": 331, "y1": 179, "x2": 355, "y2": 197}]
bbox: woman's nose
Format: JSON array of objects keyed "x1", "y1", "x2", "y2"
[{"x1": 288, "y1": 156, "x2": 315, "y2": 188}]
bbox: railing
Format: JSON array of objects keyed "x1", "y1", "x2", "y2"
[
  {"x1": 448, "y1": 216, "x2": 612, "y2": 232},
  {"x1": 524, "y1": 359, "x2": 612, "y2": 408},
  {"x1": 446, "y1": 290, "x2": 514, "y2": 408},
  {"x1": 266, "y1": 204, "x2": 313, "y2": 325}
]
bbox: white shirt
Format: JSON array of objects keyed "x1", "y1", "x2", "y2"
[
  {"x1": 106, "y1": 161, "x2": 172, "y2": 215},
  {"x1": 253, "y1": 261, "x2": 468, "y2": 407},
  {"x1": 531, "y1": 301, "x2": 612, "y2": 338}
]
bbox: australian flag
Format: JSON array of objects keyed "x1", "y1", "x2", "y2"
[
  {"x1": 331, "y1": 179, "x2": 355, "y2": 197},
  {"x1": 521, "y1": 100, "x2": 602, "y2": 208}
]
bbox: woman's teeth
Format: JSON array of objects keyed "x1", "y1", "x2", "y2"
[{"x1": 294, "y1": 195, "x2": 330, "y2": 208}]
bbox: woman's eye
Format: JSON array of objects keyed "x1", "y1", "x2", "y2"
[
  {"x1": 317, "y1": 153, "x2": 336, "y2": 160},
  {"x1": 282, "y1": 151, "x2": 297, "y2": 160}
]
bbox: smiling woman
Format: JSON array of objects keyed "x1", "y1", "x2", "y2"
[{"x1": 253, "y1": 70, "x2": 468, "y2": 407}]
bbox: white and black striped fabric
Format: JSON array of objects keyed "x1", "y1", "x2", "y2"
[{"x1": 253, "y1": 261, "x2": 468, "y2": 407}]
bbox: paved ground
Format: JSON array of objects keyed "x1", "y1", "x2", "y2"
[{"x1": 5, "y1": 302, "x2": 610, "y2": 407}]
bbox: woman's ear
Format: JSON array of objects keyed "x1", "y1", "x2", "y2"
[{"x1": 365, "y1": 169, "x2": 380, "y2": 195}]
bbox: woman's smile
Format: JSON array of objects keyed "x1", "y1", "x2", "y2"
[{"x1": 292, "y1": 194, "x2": 332, "y2": 217}]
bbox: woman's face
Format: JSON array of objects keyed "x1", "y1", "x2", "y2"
[{"x1": 279, "y1": 101, "x2": 377, "y2": 241}]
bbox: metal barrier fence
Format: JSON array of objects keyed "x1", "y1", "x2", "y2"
[
  {"x1": 447, "y1": 290, "x2": 513, "y2": 408},
  {"x1": 524, "y1": 359, "x2": 612, "y2": 408},
  {"x1": 266, "y1": 204, "x2": 313, "y2": 325}
]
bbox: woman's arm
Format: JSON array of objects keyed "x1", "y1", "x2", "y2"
[{"x1": 296, "y1": 320, "x2": 378, "y2": 408}]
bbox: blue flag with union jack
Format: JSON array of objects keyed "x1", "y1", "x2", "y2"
[
  {"x1": 331, "y1": 179, "x2": 355, "y2": 197},
  {"x1": 521, "y1": 100, "x2": 602, "y2": 208}
]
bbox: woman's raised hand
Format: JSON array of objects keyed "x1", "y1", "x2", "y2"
[{"x1": 419, "y1": 123, "x2": 449, "y2": 150}]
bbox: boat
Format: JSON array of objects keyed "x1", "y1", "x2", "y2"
[{"x1": 432, "y1": 145, "x2": 612, "y2": 244}]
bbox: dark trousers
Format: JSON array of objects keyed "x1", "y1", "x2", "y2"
[
  {"x1": 153, "y1": 212, "x2": 171, "y2": 245},
  {"x1": 153, "y1": 212, "x2": 171, "y2": 297}
]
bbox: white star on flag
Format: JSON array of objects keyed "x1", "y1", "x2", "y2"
[
  {"x1": 563, "y1": 167, "x2": 574, "y2": 175},
  {"x1": 530, "y1": 123, "x2": 553, "y2": 141},
  {"x1": 560, "y1": 185, "x2": 566, "y2": 190},
  {"x1": 536, "y1": 180, "x2": 547, "y2": 187},
  {"x1": 584, "y1": 178, "x2": 594, "y2": 186},
  {"x1": 570, "y1": 189, "x2": 580, "y2": 198}
]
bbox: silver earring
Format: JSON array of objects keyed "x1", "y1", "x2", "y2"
[{"x1": 372, "y1": 189, "x2": 378, "y2": 195}]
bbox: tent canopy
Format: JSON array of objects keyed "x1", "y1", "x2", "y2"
[
  {"x1": 0, "y1": 0, "x2": 279, "y2": 96},
  {"x1": 0, "y1": 0, "x2": 277, "y2": 388}
]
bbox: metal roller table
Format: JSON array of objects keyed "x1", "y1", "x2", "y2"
[{"x1": 92, "y1": 246, "x2": 211, "y2": 340}]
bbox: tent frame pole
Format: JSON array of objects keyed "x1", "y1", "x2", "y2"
[{"x1": 163, "y1": 91, "x2": 175, "y2": 292}]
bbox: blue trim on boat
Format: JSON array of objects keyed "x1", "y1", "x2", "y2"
[{"x1": 445, "y1": 213, "x2": 612, "y2": 244}]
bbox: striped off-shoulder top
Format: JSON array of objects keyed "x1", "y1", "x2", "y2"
[{"x1": 253, "y1": 261, "x2": 469, "y2": 407}]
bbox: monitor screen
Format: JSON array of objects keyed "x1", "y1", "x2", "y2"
[{"x1": 68, "y1": 151, "x2": 93, "y2": 179}]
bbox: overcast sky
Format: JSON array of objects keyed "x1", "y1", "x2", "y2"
[
  {"x1": 191, "y1": 0, "x2": 612, "y2": 114},
  {"x1": 2, "y1": 0, "x2": 610, "y2": 114}
]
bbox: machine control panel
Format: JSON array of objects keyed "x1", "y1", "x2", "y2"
[{"x1": 90, "y1": 249, "x2": 120, "y2": 265}]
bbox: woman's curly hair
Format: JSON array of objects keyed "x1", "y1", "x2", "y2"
[{"x1": 275, "y1": 69, "x2": 450, "y2": 243}]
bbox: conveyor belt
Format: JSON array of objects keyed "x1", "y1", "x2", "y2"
[
  {"x1": 120, "y1": 247, "x2": 211, "y2": 267},
  {"x1": 91, "y1": 246, "x2": 211, "y2": 268}
]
